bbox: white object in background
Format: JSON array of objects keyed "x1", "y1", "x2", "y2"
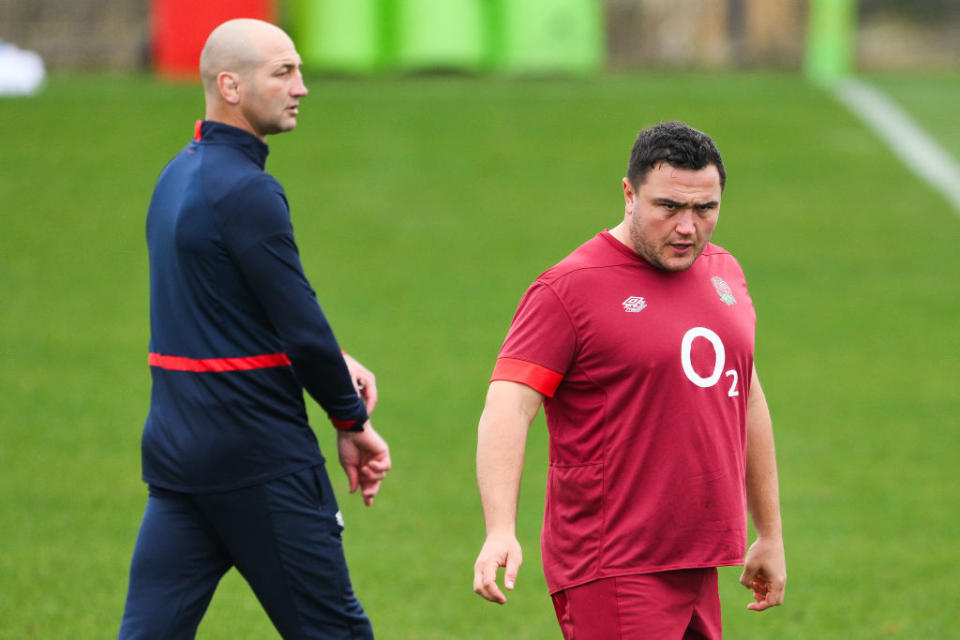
[{"x1": 0, "y1": 39, "x2": 46, "y2": 96}]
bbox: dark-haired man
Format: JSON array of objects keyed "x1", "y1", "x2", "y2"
[
  {"x1": 118, "y1": 19, "x2": 389, "y2": 639},
  {"x1": 473, "y1": 121, "x2": 785, "y2": 638}
]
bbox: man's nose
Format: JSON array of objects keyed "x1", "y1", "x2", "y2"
[
  {"x1": 675, "y1": 211, "x2": 696, "y2": 235},
  {"x1": 292, "y1": 73, "x2": 308, "y2": 97}
]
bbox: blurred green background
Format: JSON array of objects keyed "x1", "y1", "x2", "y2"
[{"x1": 2, "y1": 2, "x2": 960, "y2": 639}]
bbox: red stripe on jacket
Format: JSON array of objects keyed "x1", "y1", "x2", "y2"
[{"x1": 148, "y1": 352, "x2": 292, "y2": 372}]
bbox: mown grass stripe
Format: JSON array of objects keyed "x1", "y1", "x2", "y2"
[{"x1": 834, "y1": 78, "x2": 960, "y2": 213}]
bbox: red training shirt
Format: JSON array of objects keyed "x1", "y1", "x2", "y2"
[{"x1": 492, "y1": 231, "x2": 756, "y2": 594}]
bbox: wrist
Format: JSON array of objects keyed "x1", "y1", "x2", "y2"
[
  {"x1": 749, "y1": 513, "x2": 783, "y2": 541},
  {"x1": 484, "y1": 524, "x2": 517, "y2": 539},
  {"x1": 330, "y1": 414, "x2": 366, "y2": 432},
  {"x1": 753, "y1": 532, "x2": 784, "y2": 545},
  {"x1": 337, "y1": 420, "x2": 371, "y2": 435}
]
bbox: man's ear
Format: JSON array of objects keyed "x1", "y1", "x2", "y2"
[
  {"x1": 622, "y1": 177, "x2": 635, "y2": 217},
  {"x1": 218, "y1": 71, "x2": 241, "y2": 105}
]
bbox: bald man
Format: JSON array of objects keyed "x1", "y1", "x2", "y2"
[{"x1": 118, "y1": 19, "x2": 389, "y2": 639}]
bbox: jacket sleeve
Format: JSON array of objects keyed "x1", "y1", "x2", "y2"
[{"x1": 219, "y1": 175, "x2": 367, "y2": 431}]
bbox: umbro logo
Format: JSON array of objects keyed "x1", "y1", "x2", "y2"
[{"x1": 622, "y1": 296, "x2": 647, "y2": 313}]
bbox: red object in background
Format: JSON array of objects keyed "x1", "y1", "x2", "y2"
[{"x1": 151, "y1": 0, "x2": 276, "y2": 78}]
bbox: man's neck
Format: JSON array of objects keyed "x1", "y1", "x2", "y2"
[{"x1": 608, "y1": 221, "x2": 633, "y2": 251}]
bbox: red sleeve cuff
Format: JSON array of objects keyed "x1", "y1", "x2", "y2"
[
  {"x1": 490, "y1": 357, "x2": 563, "y2": 398},
  {"x1": 330, "y1": 417, "x2": 364, "y2": 432}
]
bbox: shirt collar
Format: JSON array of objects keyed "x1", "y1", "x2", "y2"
[{"x1": 193, "y1": 120, "x2": 269, "y2": 169}]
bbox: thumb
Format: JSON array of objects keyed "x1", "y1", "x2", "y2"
[
  {"x1": 503, "y1": 550, "x2": 522, "y2": 591},
  {"x1": 345, "y1": 464, "x2": 360, "y2": 494}
]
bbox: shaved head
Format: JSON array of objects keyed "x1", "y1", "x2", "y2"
[
  {"x1": 198, "y1": 19, "x2": 307, "y2": 140},
  {"x1": 200, "y1": 19, "x2": 291, "y2": 98}
]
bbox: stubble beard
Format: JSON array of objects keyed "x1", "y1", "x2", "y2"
[
  {"x1": 243, "y1": 82, "x2": 296, "y2": 136},
  {"x1": 629, "y1": 220, "x2": 703, "y2": 273}
]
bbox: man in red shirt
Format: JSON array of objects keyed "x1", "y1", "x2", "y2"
[{"x1": 473, "y1": 121, "x2": 785, "y2": 638}]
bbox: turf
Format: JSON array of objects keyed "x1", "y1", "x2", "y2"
[
  {"x1": 1, "y1": 71, "x2": 958, "y2": 639},
  {"x1": 865, "y1": 71, "x2": 960, "y2": 159}
]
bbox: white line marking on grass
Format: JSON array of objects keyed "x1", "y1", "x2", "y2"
[{"x1": 833, "y1": 78, "x2": 960, "y2": 213}]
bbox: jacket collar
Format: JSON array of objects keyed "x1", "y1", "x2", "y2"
[{"x1": 193, "y1": 120, "x2": 269, "y2": 169}]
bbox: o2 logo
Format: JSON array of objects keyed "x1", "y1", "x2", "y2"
[{"x1": 680, "y1": 327, "x2": 739, "y2": 397}]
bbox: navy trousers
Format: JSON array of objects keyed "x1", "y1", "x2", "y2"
[{"x1": 118, "y1": 465, "x2": 373, "y2": 639}]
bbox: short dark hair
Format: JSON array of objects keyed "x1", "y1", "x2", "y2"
[{"x1": 626, "y1": 121, "x2": 726, "y2": 191}]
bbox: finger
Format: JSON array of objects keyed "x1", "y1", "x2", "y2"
[
  {"x1": 754, "y1": 584, "x2": 766, "y2": 602},
  {"x1": 748, "y1": 599, "x2": 776, "y2": 611},
  {"x1": 765, "y1": 577, "x2": 786, "y2": 607},
  {"x1": 746, "y1": 576, "x2": 783, "y2": 611},
  {"x1": 360, "y1": 461, "x2": 388, "y2": 480},
  {"x1": 361, "y1": 477, "x2": 381, "y2": 496},
  {"x1": 751, "y1": 592, "x2": 781, "y2": 610},
  {"x1": 503, "y1": 550, "x2": 522, "y2": 591},
  {"x1": 364, "y1": 458, "x2": 390, "y2": 473},
  {"x1": 361, "y1": 479, "x2": 382, "y2": 506},
  {"x1": 752, "y1": 583, "x2": 767, "y2": 605},
  {"x1": 345, "y1": 464, "x2": 359, "y2": 494},
  {"x1": 739, "y1": 565, "x2": 757, "y2": 589},
  {"x1": 359, "y1": 463, "x2": 382, "y2": 475},
  {"x1": 472, "y1": 565, "x2": 486, "y2": 598},
  {"x1": 359, "y1": 462, "x2": 387, "y2": 477},
  {"x1": 474, "y1": 561, "x2": 506, "y2": 604},
  {"x1": 353, "y1": 370, "x2": 377, "y2": 411},
  {"x1": 476, "y1": 557, "x2": 507, "y2": 603},
  {"x1": 362, "y1": 382, "x2": 378, "y2": 413}
]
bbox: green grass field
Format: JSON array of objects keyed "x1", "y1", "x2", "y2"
[
  {"x1": 866, "y1": 72, "x2": 960, "y2": 159},
  {"x1": 2, "y1": 70, "x2": 959, "y2": 639}
]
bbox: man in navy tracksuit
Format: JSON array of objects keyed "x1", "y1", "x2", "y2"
[{"x1": 118, "y1": 19, "x2": 391, "y2": 639}]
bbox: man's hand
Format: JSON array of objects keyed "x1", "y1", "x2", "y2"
[
  {"x1": 342, "y1": 352, "x2": 378, "y2": 413},
  {"x1": 473, "y1": 533, "x2": 523, "y2": 604},
  {"x1": 337, "y1": 423, "x2": 390, "y2": 506},
  {"x1": 739, "y1": 536, "x2": 786, "y2": 611}
]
